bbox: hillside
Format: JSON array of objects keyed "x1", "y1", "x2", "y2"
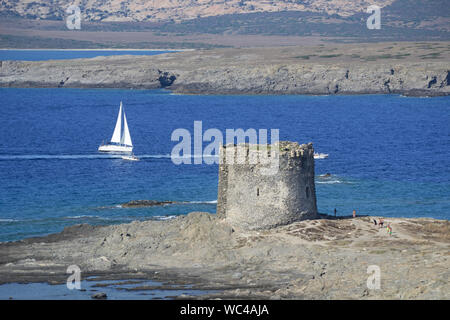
[
  {"x1": 0, "y1": 1, "x2": 449, "y2": 48},
  {"x1": 1, "y1": 0, "x2": 394, "y2": 22}
]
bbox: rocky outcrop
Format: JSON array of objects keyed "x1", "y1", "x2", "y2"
[
  {"x1": 91, "y1": 292, "x2": 107, "y2": 299},
  {"x1": 120, "y1": 200, "x2": 176, "y2": 208},
  {"x1": 0, "y1": 212, "x2": 448, "y2": 299},
  {"x1": 0, "y1": 48, "x2": 449, "y2": 96},
  {"x1": 0, "y1": 56, "x2": 165, "y2": 89},
  {"x1": 170, "y1": 63, "x2": 450, "y2": 96}
]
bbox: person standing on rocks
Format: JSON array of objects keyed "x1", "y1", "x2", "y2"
[
  {"x1": 334, "y1": 208, "x2": 337, "y2": 217},
  {"x1": 387, "y1": 224, "x2": 392, "y2": 236},
  {"x1": 353, "y1": 210, "x2": 356, "y2": 218}
]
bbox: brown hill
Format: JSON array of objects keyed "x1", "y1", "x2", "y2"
[{"x1": 1, "y1": 0, "x2": 393, "y2": 22}]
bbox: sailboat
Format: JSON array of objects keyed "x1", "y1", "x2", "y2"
[{"x1": 98, "y1": 101, "x2": 133, "y2": 153}]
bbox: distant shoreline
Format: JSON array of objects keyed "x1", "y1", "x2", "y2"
[
  {"x1": 0, "y1": 48, "x2": 193, "y2": 51},
  {"x1": 1, "y1": 44, "x2": 449, "y2": 97}
]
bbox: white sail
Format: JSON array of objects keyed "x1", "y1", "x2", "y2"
[
  {"x1": 110, "y1": 102, "x2": 122, "y2": 143},
  {"x1": 98, "y1": 101, "x2": 134, "y2": 153},
  {"x1": 122, "y1": 111, "x2": 133, "y2": 146}
]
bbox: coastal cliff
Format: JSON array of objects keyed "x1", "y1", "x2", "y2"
[{"x1": 1, "y1": 43, "x2": 449, "y2": 96}]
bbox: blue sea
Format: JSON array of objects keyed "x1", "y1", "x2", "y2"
[
  {"x1": 0, "y1": 88, "x2": 449, "y2": 242},
  {"x1": 0, "y1": 50, "x2": 174, "y2": 61},
  {"x1": 0, "y1": 278, "x2": 212, "y2": 300}
]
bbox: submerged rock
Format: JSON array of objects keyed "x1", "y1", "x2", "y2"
[
  {"x1": 91, "y1": 292, "x2": 107, "y2": 300},
  {"x1": 319, "y1": 173, "x2": 332, "y2": 178},
  {"x1": 120, "y1": 200, "x2": 176, "y2": 208}
]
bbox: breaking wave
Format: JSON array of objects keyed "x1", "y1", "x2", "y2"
[
  {"x1": 0, "y1": 218, "x2": 18, "y2": 222},
  {"x1": 183, "y1": 200, "x2": 217, "y2": 204},
  {"x1": 316, "y1": 174, "x2": 354, "y2": 185},
  {"x1": 152, "y1": 215, "x2": 177, "y2": 221},
  {"x1": 315, "y1": 180, "x2": 344, "y2": 184}
]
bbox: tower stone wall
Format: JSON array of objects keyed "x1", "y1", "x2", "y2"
[{"x1": 217, "y1": 141, "x2": 318, "y2": 230}]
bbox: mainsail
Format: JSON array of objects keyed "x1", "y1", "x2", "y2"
[
  {"x1": 111, "y1": 102, "x2": 123, "y2": 143},
  {"x1": 122, "y1": 112, "x2": 133, "y2": 146}
]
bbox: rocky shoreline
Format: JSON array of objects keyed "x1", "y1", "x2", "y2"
[
  {"x1": 1, "y1": 44, "x2": 449, "y2": 96},
  {"x1": 0, "y1": 212, "x2": 448, "y2": 299}
]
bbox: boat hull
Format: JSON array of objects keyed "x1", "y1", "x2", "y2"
[{"x1": 98, "y1": 144, "x2": 133, "y2": 153}]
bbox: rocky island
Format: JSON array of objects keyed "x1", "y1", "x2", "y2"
[
  {"x1": 0, "y1": 142, "x2": 448, "y2": 299},
  {"x1": 1, "y1": 42, "x2": 449, "y2": 96},
  {"x1": 0, "y1": 212, "x2": 448, "y2": 299}
]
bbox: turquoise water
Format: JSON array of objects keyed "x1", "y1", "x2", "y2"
[
  {"x1": 0, "y1": 50, "x2": 174, "y2": 61},
  {"x1": 0, "y1": 88, "x2": 449, "y2": 242}
]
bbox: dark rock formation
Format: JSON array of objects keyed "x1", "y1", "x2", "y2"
[
  {"x1": 91, "y1": 292, "x2": 107, "y2": 299},
  {"x1": 120, "y1": 200, "x2": 176, "y2": 208}
]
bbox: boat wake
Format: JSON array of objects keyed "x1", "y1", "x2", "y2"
[
  {"x1": 0, "y1": 154, "x2": 173, "y2": 161},
  {"x1": 0, "y1": 154, "x2": 223, "y2": 161}
]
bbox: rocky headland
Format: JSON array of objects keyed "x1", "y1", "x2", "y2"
[
  {"x1": 1, "y1": 43, "x2": 449, "y2": 96},
  {"x1": 0, "y1": 212, "x2": 448, "y2": 299}
]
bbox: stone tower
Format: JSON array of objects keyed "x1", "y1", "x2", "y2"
[{"x1": 217, "y1": 141, "x2": 318, "y2": 230}]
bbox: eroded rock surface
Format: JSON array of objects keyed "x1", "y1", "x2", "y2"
[
  {"x1": 1, "y1": 45, "x2": 449, "y2": 96},
  {"x1": 0, "y1": 212, "x2": 448, "y2": 299}
]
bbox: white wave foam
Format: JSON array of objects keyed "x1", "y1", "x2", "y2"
[
  {"x1": 316, "y1": 180, "x2": 343, "y2": 184},
  {"x1": 63, "y1": 215, "x2": 113, "y2": 220},
  {"x1": 64, "y1": 215, "x2": 97, "y2": 219},
  {"x1": 139, "y1": 154, "x2": 171, "y2": 159},
  {"x1": 0, "y1": 218, "x2": 17, "y2": 222},
  {"x1": 153, "y1": 215, "x2": 177, "y2": 221},
  {"x1": 185, "y1": 200, "x2": 217, "y2": 204}
]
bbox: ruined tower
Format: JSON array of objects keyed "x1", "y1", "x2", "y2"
[{"x1": 217, "y1": 141, "x2": 318, "y2": 230}]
